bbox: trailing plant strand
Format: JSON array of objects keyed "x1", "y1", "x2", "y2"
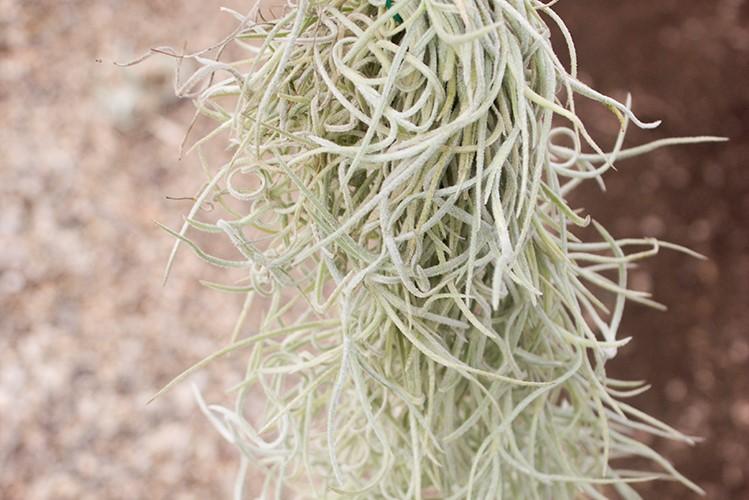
[{"x1": 137, "y1": 0, "x2": 725, "y2": 498}]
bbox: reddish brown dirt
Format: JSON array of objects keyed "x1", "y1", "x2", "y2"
[
  {"x1": 1, "y1": 0, "x2": 747, "y2": 498},
  {"x1": 555, "y1": 1, "x2": 749, "y2": 498}
]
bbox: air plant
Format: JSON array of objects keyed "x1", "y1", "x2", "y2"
[{"x1": 138, "y1": 0, "x2": 723, "y2": 497}]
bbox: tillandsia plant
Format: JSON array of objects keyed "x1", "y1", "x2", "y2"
[{"x1": 134, "y1": 0, "x2": 724, "y2": 498}]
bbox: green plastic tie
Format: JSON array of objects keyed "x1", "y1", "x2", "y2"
[{"x1": 385, "y1": 0, "x2": 404, "y2": 24}]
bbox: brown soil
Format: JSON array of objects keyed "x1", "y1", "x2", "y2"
[
  {"x1": 556, "y1": 1, "x2": 749, "y2": 498},
  {"x1": 1, "y1": 0, "x2": 747, "y2": 498}
]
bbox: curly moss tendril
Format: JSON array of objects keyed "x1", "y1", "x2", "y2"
[{"x1": 139, "y1": 0, "x2": 725, "y2": 497}]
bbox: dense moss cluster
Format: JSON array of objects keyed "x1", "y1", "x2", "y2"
[{"x1": 148, "y1": 0, "x2": 719, "y2": 497}]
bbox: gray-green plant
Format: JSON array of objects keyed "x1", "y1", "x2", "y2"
[{"x1": 140, "y1": 0, "x2": 724, "y2": 497}]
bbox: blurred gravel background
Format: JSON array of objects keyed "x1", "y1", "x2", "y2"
[
  {"x1": 1, "y1": 1, "x2": 252, "y2": 498},
  {"x1": 1, "y1": 1, "x2": 747, "y2": 499}
]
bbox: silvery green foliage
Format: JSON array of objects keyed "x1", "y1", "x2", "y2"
[{"x1": 147, "y1": 0, "x2": 722, "y2": 497}]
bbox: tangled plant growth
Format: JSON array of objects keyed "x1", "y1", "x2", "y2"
[{"x1": 138, "y1": 0, "x2": 723, "y2": 497}]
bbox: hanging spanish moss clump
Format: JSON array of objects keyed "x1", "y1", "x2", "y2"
[{"x1": 140, "y1": 0, "x2": 723, "y2": 497}]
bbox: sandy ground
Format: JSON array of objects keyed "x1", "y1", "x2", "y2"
[
  {"x1": 1, "y1": 1, "x2": 257, "y2": 498},
  {"x1": 1, "y1": 0, "x2": 747, "y2": 499}
]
